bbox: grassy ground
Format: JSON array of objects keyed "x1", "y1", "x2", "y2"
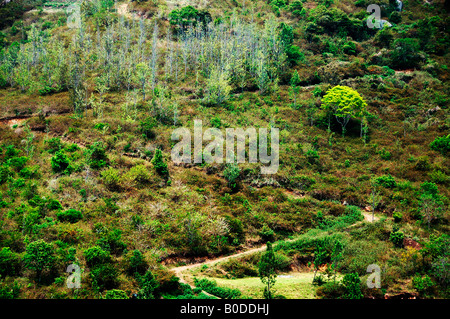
[{"x1": 194, "y1": 272, "x2": 320, "y2": 299}]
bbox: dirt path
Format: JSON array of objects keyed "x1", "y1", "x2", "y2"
[
  {"x1": 362, "y1": 211, "x2": 380, "y2": 223},
  {"x1": 171, "y1": 204, "x2": 381, "y2": 292},
  {"x1": 172, "y1": 245, "x2": 267, "y2": 285}
]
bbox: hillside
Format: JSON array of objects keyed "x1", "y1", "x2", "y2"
[{"x1": 0, "y1": 0, "x2": 449, "y2": 301}]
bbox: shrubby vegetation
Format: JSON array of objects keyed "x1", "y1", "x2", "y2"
[{"x1": 0, "y1": 0, "x2": 448, "y2": 301}]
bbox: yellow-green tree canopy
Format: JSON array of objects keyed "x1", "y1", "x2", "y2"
[{"x1": 321, "y1": 85, "x2": 367, "y2": 136}]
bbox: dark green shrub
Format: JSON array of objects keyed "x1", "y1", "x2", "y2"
[
  {"x1": 137, "y1": 270, "x2": 160, "y2": 299},
  {"x1": 87, "y1": 142, "x2": 108, "y2": 169},
  {"x1": 4, "y1": 145, "x2": 19, "y2": 159},
  {"x1": 51, "y1": 151, "x2": 71, "y2": 174},
  {"x1": 342, "y1": 273, "x2": 363, "y2": 299},
  {"x1": 168, "y1": 6, "x2": 211, "y2": 31},
  {"x1": 18, "y1": 165, "x2": 39, "y2": 179},
  {"x1": 46, "y1": 199, "x2": 62, "y2": 211},
  {"x1": 290, "y1": 175, "x2": 316, "y2": 190},
  {"x1": 0, "y1": 281, "x2": 20, "y2": 299},
  {"x1": 376, "y1": 174, "x2": 396, "y2": 188},
  {"x1": 153, "y1": 268, "x2": 181, "y2": 295},
  {"x1": 223, "y1": 163, "x2": 240, "y2": 189},
  {"x1": 125, "y1": 250, "x2": 148, "y2": 276},
  {"x1": 259, "y1": 224, "x2": 275, "y2": 242},
  {"x1": 412, "y1": 274, "x2": 434, "y2": 297},
  {"x1": 56, "y1": 209, "x2": 83, "y2": 223},
  {"x1": 393, "y1": 212, "x2": 403, "y2": 223},
  {"x1": 151, "y1": 149, "x2": 168, "y2": 176},
  {"x1": 84, "y1": 246, "x2": 111, "y2": 267},
  {"x1": 306, "y1": 149, "x2": 319, "y2": 164},
  {"x1": 0, "y1": 165, "x2": 10, "y2": 184},
  {"x1": 0, "y1": 247, "x2": 21, "y2": 277},
  {"x1": 224, "y1": 216, "x2": 244, "y2": 245},
  {"x1": 343, "y1": 41, "x2": 356, "y2": 55},
  {"x1": 289, "y1": 0, "x2": 303, "y2": 16},
  {"x1": 390, "y1": 229, "x2": 404, "y2": 248},
  {"x1": 274, "y1": 252, "x2": 291, "y2": 271},
  {"x1": 65, "y1": 143, "x2": 80, "y2": 152},
  {"x1": 390, "y1": 38, "x2": 423, "y2": 69},
  {"x1": 104, "y1": 289, "x2": 129, "y2": 299},
  {"x1": 389, "y1": 11, "x2": 402, "y2": 24},
  {"x1": 316, "y1": 281, "x2": 345, "y2": 299},
  {"x1": 90, "y1": 264, "x2": 119, "y2": 291},
  {"x1": 286, "y1": 45, "x2": 304, "y2": 65},
  {"x1": 22, "y1": 240, "x2": 56, "y2": 281},
  {"x1": 379, "y1": 148, "x2": 392, "y2": 160},
  {"x1": 96, "y1": 228, "x2": 127, "y2": 255},
  {"x1": 194, "y1": 278, "x2": 242, "y2": 299},
  {"x1": 220, "y1": 259, "x2": 259, "y2": 278},
  {"x1": 340, "y1": 206, "x2": 364, "y2": 225},
  {"x1": 430, "y1": 134, "x2": 450, "y2": 156},
  {"x1": 45, "y1": 137, "x2": 63, "y2": 153},
  {"x1": 7, "y1": 156, "x2": 28, "y2": 172},
  {"x1": 140, "y1": 117, "x2": 157, "y2": 139}
]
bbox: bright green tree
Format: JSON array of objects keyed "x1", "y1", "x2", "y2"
[{"x1": 321, "y1": 85, "x2": 367, "y2": 136}]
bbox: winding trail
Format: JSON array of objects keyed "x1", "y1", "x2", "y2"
[
  {"x1": 172, "y1": 241, "x2": 285, "y2": 286},
  {"x1": 170, "y1": 205, "x2": 381, "y2": 293}
]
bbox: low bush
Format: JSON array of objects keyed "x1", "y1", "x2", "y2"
[
  {"x1": 96, "y1": 228, "x2": 127, "y2": 255},
  {"x1": 136, "y1": 270, "x2": 160, "y2": 299},
  {"x1": 316, "y1": 281, "x2": 345, "y2": 299},
  {"x1": 220, "y1": 259, "x2": 259, "y2": 278},
  {"x1": 51, "y1": 151, "x2": 72, "y2": 174},
  {"x1": 412, "y1": 274, "x2": 434, "y2": 297},
  {"x1": 140, "y1": 117, "x2": 157, "y2": 139},
  {"x1": 56, "y1": 209, "x2": 83, "y2": 223},
  {"x1": 104, "y1": 289, "x2": 129, "y2": 299},
  {"x1": 393, "y1": 212, "x2": 403, "y2": 223},
  {"x1": 84, "y1": 246, "x2": 111, "y2": 267},
  {"x1": 126, "y1": 164, "x2": 152, "y2": 186},
  {"x1": 0, "y1": 247, "x2": 21, "y2": 277},
  {"x1": 223, "y1": 164, "x2": 240, "y2": 189},
  {"x1": 194, "y1": 278, "x2": 242, "y2": 299},
  {"x1": 342, "y1": 273, "x2": 363, "y2": 299},
  {"x1": 87, "y1": 142, "x2": 108, "y2": 169},
  {"x1": 430, "y1": 134, "x2": 450, "y2": 156},
  {"x1": 45, "y1": 137, "x2": 63, "y2": 153},
  {"x1": 390, "y1": 227, "x2": 404, "y2": 248},
  {"x1": 376, "y1": 174, "x2": 396, "y2": 188},
  {"x1": 151, "y1": 149, "x2": 168, "y2": 177},
  {"x1": 101, "y1": 168, "x2": 121, "y2": 190},
  {"x1": 90, "y1": 264, "x2": 119, "y2": 291},
  {"x1": 124, "y1": 250, "x2": 148, "y2": 276}
]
